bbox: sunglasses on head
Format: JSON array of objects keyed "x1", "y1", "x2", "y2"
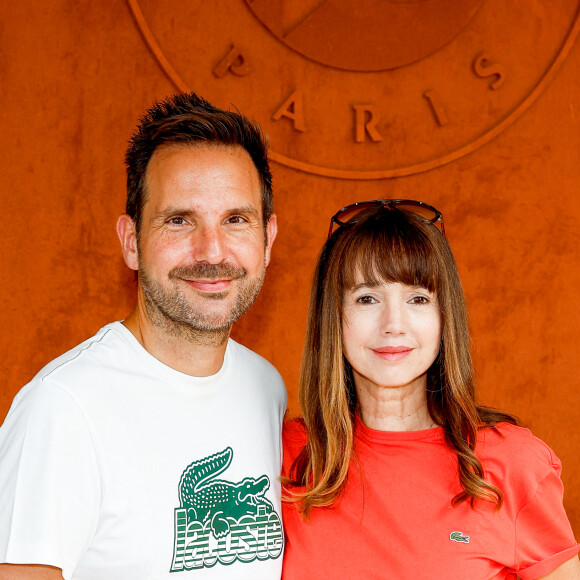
[{"x1": 328, "y1": 199, "x2": 445, "y2": 239}]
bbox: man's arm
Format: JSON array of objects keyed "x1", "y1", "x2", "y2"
[
  {"x1": 0, "y1": 564, "x2": 63, "y2": 579},
  {"x1": 0, "y1": 379, "x2": 103, "y2": 579}
]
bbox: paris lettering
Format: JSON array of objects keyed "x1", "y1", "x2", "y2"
[{"x1": 215, "y1": 47, "x2": 506, "y2": 140}]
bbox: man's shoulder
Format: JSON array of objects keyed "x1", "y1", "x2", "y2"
[
  {"x1": 227, "y1": 339, "x2": 284, "y2": 381},
  {"x1": 34, "y1": 322, "x2": 129, "y2": 384},
  {"x1": 226, "y1": 340, "x2": 286, "y2": 407},
  {"x1": 1, "y1": 324, "x2": 131, "y2": 439}
]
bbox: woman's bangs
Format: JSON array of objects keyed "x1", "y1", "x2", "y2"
[{"x1": 339, "y1": 218, "x2": 438, "y2": 293}]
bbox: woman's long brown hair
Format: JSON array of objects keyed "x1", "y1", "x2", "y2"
[{"x1": 284, "y1": 207, "x2": 517, "y2": 518}]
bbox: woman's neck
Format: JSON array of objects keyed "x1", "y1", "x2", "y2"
[{"x1": 356, "y1": 379, "x2": 435, "y2": 432}]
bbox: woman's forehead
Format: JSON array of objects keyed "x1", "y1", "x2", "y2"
[
  {"x1": 343, "y1": 261, "x2": 436, "y2": 290},
  {"x1": 346, "y1": 275, "x2": 435, "y2": 293}
]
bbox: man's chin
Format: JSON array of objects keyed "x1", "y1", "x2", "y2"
[
  {"x1": 140, "y1": 273, "x2": 263, "y2": 334},
  {"x1": 180, "y1": 300, "x2": 247, "y2": 331},
  {"x1": 198, "y1": 290, "x2": 230, "y2": 301}
]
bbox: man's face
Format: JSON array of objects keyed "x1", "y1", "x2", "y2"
[{"x1": 131, "y1": 144, "x2": 276, "y2": 335}]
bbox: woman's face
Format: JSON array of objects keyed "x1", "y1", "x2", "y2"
[{"x1": 342, "y1": 279, "x2": 442, "y2": 395}]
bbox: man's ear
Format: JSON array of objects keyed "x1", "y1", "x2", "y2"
[
  {"x1": 264, "y1": 214, "x2": 277, "y2": 267},
  {"x1": 116, "y1": 214, "x2": 139, "y2": 271}
]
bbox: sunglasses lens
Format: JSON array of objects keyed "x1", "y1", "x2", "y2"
[
  {"x1": 334, "y1": 202, "x2": 382, "y2": 226},
  {"x1": 329, "y1": 199, "x2": 444, "y2": 238},
  {"x1": 391, "y1": 203, "x2": 438, "y2": 222}
]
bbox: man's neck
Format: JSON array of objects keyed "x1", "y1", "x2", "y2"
[{"x1": 122, "y1": 308, "x2": 229, "y2": 377}]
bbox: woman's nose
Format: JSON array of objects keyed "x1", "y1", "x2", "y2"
[{"x1": 381, "y1": 303, "x2": 406, "y2": 335}]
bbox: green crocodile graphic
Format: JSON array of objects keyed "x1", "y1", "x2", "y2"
[
  {"x1": 178, "y1": 447, "x2": 274, "y2": 540},
  {"x1": 449, "y1": 531, "x2": 470, "y2": 543}
]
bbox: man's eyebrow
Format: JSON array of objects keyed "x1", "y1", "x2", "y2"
[
  {"x1": 153, "y1": 205, "x2": 261, "y2": 220},
  {"x1": 153, "y1": 207, "x2": 196, "y2": 221},
  {"x1": 228, "y1": 205, "x2": 260, "y2": 219}
]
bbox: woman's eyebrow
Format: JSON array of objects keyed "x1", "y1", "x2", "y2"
[
  {"x1": 349, "y1": 282, "x2": 434, "y2": 292},
  {"x1": 350, "y1": 282, "x2": 378, "y2": 291},
  {"x1": 410, "y1": 285, "x2": 434, "y2": 292}
]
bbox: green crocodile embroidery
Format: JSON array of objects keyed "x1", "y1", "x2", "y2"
[
  {"x1": 449, "y1": 531, "x2": 470, "y2": 543},
  {"x1": 178, "y1": 447, "x2": 274, "y2": 540},
  {"x1": 170, "y1": 447, "x2": 283, "y2": 571}
]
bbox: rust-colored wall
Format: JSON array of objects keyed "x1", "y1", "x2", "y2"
[{"x1": 1, "y1": 1, "x2": 579, "y2": 534}]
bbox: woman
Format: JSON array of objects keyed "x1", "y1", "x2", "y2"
[{"x1": 282, "y1": 200, "x2": 580, "y2": 579}]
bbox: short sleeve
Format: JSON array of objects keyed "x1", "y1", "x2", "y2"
[
  {"x1": 0, "y1": 381, "x2": 101, "y2": 579},
  {"x1": 513, "y1": 465, "x2": 580, "y2": 579}
]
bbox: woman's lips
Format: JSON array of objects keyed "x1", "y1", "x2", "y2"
[
  {"x1": 372, "y1": 346, "x2": 413, "y2": 361},
  {"x1": 184, "y1": 279, "x2": 231, "y2": 293}
]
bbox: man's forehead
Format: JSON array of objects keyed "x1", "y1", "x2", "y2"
[
  {"x1": 142, "y1": 143, "x2": 262, "y2": 213},
  {"x1": 150, "y1": 141, "x2": 232, "y2": 162},
  {"x1": 147, "y1": 142, "x2": 254, "y2": 173}
]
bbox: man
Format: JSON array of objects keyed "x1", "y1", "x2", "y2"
[{"x1": 0, "y1": 93, "x2": 286, "y2": 579}]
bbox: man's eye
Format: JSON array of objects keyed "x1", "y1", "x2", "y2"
[
  {"x1": 225, "y1": 215, "x2": 248, "y2": 224},
  {"x1": 168, "y1": 217, "x2": 186, "y2": 225}
]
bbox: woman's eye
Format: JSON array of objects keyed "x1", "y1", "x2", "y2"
[
  {"x1": 356, "y1": 295, "x2": 377, "y2": 304},
  {"x1": 409, "y1": 295, "x2": 429, "y2": 304}
]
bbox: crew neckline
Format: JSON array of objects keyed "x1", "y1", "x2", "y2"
[
  {"x1": 109, "y1": 321, "x2": 233, "y2": 385},
  {"x1": 355, "y1": 413, "x2": 445, "y2": 443}
]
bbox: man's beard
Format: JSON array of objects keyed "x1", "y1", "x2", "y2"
[{"x1": 138, "y1": 261, "x2": 265, "y2": 344}]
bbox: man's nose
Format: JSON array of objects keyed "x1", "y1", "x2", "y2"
[{"x1": 191, "y1": 224, "x2": 228, "y2": 264}]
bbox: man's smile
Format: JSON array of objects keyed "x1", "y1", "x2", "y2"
[{"x1": 183, "y1": 279, "x2": 232, "y2": 293}]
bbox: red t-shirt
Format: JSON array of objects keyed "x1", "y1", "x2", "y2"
[{"x1": 282, "y1": 418, "x2": 579, "y2": 579}]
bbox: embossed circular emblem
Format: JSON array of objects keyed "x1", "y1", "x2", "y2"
[
  {"x1": 243, "y1": 0, "x2": 486, "y2": 71},
  {"x1": 128, "y1": 0, "x2": 580, "y2": 179}
]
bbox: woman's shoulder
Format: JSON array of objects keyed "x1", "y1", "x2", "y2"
[
  {"x1": 283, "y1": 417, "x2": 308, "y2": 448},
  {"x1": 282, "y1": 418, "x2": 308, "y2": 473},
  {"x1": 477, "y1": 422, "x2": 562, "y2": 487}
]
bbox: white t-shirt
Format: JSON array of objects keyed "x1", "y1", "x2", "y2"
[{"x1": 0, "y1": 322, "x2": 287, "y2": 579}]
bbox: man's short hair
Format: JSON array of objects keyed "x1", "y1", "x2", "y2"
[{"x1": 125, "y1": 92, "x2": 273, "y2": 234}]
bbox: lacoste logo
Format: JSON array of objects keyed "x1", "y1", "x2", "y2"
[
  {"x1": 170, "y1": 447, "x2": 283, "y2": 572},
  {"x1": 449, "y1": 531, "x2": 470, "y2": 543}
]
